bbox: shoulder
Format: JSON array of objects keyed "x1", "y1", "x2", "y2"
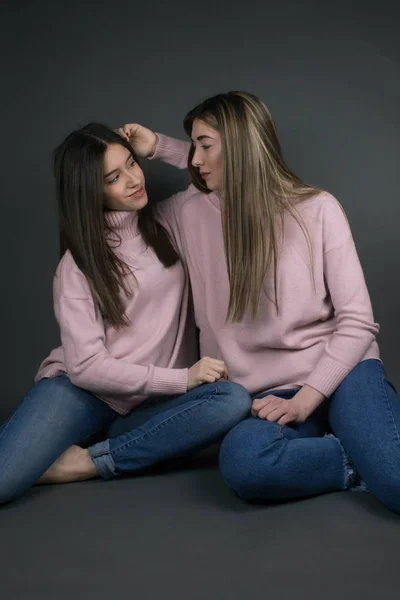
[
  {"x1": 292, "y1": 191, "x2": 352, "y2": 253},
  {"x1": 296, "y1": 191, "x2": 347, "y2": 222},
  {"x1": 296, "y1": 191, "x2": 350, "y2": 232},
  {"x1": 54, "y1": 250, "x2": 91, "y2": 300},
  {"x1": 155, "y1": 185, "x2": 209, "y2": 222}
]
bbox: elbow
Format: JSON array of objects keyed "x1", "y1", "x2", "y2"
[
  {"x1": 67, "y1": 363, "x2": 94, "y2": 389},
  {"x1": 337, "y1": 312, "x2": 380, "y2": 339}
]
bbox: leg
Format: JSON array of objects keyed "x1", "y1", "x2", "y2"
[
  {"x1": 219, "y1": 389, "x2": 350, "y2": 500},
  {"x1": 329, "y1": 359, "x2": 400, "y2": 513},
  {"x1": 88, "y1": 381, "x2": 251, "y2": 480},
  {"x1": 0, "y1": 376, "x2": 114, "y2": 504}
]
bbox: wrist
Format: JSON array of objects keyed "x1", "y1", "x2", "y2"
[
  {"x1": 293, "y1": 385, "x2": 326, "y2": 417},
  {"x1": 148, "y1": 133, "x2": 159, "y2": 158}
]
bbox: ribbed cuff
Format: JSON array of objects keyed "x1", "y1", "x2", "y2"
[
  {"x1": 304, "y1": 355, "x2": 351, "y2": 397},
  {"x1": 151, "y1": 367, "x2": 188, "y2": 395},
  {"x1": 150, "y1": 133, "x2": 189, "y2": 169}
]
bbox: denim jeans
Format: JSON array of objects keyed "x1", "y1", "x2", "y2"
[
  {"x1": 219, "y1": 360, "x2": 400, "y2": 513},
  {"x1": 0, "y1": 376, "x2": 251, "y2": 504}
]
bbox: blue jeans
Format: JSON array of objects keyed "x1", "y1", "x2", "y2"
[
  {"x1": 219, "y1": 360, "x2": 400, "y2": 513},
  {"x1": 0, "y1": 376, "x2": 251, "y2": 504}
]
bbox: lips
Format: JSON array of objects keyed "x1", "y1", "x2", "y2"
[
  {"x1": 127, "y1": 187, "x2": 145, "y2": 199},
  {"x1": 200, "y1": 172, "x2": 211, "y2": 179}
]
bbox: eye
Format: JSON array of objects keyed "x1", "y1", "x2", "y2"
[
  {"x1": 107, "y1": 174, "x2": 119, "y2": 184},
  {"x1": 201, "y1": 145, "x2": 211, "y2": 150},
  {"x1": 128, "y1": 159, "x2": 135, "y2": 168}
]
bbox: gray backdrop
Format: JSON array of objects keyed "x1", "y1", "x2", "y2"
[{"x1": 1, "y1": 0, "x2": 399, "y2": 420}]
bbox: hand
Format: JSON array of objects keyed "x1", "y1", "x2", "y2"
[
  {"x1": 187, "y1": 357, "x2": 228, "y2": 391},
  {"x1": 115, "y1": 123, "x2": 158, "y2": 157},
  {"x1": 251, "y1": 385, "x2": 325, "y2": 425}
]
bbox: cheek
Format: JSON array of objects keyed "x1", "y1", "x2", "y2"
[
  {"x1": 104, "y1": 184, "x2": 123, "y2": 207},
  {"x1": 134, "y1": 165, "x2": 145, "y2": 182},
  {"x1": 113, "y1": 181, "x2": 126, "y2": 197},
  {"x1": 210, "y1": 151, "x2": 222, "y2": 172}
]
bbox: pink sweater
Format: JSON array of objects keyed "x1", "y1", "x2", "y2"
[
  {"x1": 36, "y1": 210, "x2": 198, "y2": 415},
  {"x1": 153, "y1": 134, "x2": 380, "y2": 399}
]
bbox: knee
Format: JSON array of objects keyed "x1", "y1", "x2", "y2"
[
  {"x1": 219, "y1": 419, "x2": 276, "y2": 499},
  {"x1": 214, "y1": 381, "x2": 252, "y2": 423}
]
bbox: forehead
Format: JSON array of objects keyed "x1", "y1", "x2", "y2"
[
  {"x1": 103, "y1": 143, "x2": 131, "y2": 169},
  {"x1": 191, "y1": 119, "x2": 219, "y2": 140}
]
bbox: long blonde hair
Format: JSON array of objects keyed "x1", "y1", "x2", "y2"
[{"x1": 184, "y1": 91, "x2": 320, "y2": 322}]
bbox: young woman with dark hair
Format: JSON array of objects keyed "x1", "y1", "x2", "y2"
[{"x1": 0, "y1": 123, "x2": 250, "y2": 505}]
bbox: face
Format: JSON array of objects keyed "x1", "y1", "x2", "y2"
[
  {"x1": 103, "y1": 143, "x2": 148, "y2": 211},
  {"x1": 191, "y1": 119, "x2": 223, "y2": 191}
]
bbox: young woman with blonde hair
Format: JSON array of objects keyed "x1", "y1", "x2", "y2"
[{"x1": 118, "y1": 91, "x2": 400, "y2": 513}]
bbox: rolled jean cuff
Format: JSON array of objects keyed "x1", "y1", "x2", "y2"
[{"x1": 88, "y1": 439, "x2": 117, "y2": 481}]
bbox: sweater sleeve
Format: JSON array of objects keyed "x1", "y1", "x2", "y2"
[
  {"x1": 151, "y1": 133, "x2": 199, "y2": 257},
  {"x1": 54, "y1": 255, "x2": 188, "y2": 399},
  {"x1": 152, "y1": 133, "x2": 191, "y2": 169},
  {"x1": 304, "y1": 201, "x2": 380, "y2": 397}
]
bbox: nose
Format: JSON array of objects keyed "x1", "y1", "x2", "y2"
[
  {"x1": 126, "y1": 169, "x2": 141, "y2": 187},
  {"x1": 192, "y1": 147, "x2": 203, "y2": 167}
]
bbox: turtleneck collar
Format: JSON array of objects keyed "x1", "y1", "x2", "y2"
[{"x1": 105, "y1": 210, "x2": 140, "y2": 241}]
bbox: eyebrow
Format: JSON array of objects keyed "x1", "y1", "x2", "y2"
[
  {"x1": 191, "y1": 135, "x2": 214, "y2": 142},
  {"x1": 104, "y1": 153, "x2": 133, "y2": 178}
]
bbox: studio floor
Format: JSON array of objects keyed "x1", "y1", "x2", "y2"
[{"x1": 1, "y1": 451, "x2": 399, "y2": 600}]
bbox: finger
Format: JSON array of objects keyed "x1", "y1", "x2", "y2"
[
  {"x1": 252, "y1": 395, "x2": 276, "y2": 407},
  {"x1": 277, "y1": 413, "x2": 295, "y2": 426},
  {"x1": 253, "y1": 397, "x2": 277, "y2": 413},
  {"x1": 123, "y1": 124, "x2": 137, "y2": 138},
  {"x1": 266, "y1": 406, "x2": 289, "y2": 422},
  {"x1": 203, "y1": 357, "x2": 226, "y2": 368},
  {"x1": 129, "y1": 124, "x2": 140, "y2": 138},
  {"x1": 201, "y1": 374, "x2": 217, "y2": 384},
  {"x1": 206, "y1": 364, "x2": 226, "y2": 378},
  {"x1": 251, "y1": 402, "x2": 269, "y2": 417},
  {"x1": 257, "y1": 405, "x2": 276, "y2": 420},
  {"x1": 258, "y1": 404, "x2": 286, "y2": 421},
  {"x1": 207, "y1": 368, "x2": 223, "y2": 380},
  {"x1": 252, "y1": 397, "x2": 268, "y2": 410}
]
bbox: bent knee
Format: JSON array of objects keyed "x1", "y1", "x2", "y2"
[
  {"x1": 215, "y1": 381, "x2": 251, "y2": 419},
  {"x1": 219, "y1": 421, "x2": 279, "y2": 499}
]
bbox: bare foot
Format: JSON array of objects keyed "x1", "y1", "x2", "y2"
[{"x1": 37, "y1": 445, "x2": 98, "y2": 485}]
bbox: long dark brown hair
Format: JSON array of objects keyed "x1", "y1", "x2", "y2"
[
  {"x1": 54, "y1": 123, "x2": 179, "y2": 328},
  {"x1": 184, "y1": 91, "x2": 320, "y2": 322}
]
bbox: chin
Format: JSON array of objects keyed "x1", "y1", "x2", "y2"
[
  {"x1": 129, "y1": 194, "x2": 148, "y2": 211},
  {"x1": 137, "y1": 194, "x2": 148, "y2": 209},
  {"x1": 205, "y1": 181, "x2": 220, "y2": 192}
]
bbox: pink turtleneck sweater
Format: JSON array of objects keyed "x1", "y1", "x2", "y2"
[
  {"x1": 36, "y1": 210, "x2": 198, "y2": 414},
  {"x1": 153, "y1": 134, "x2": 380, "y2": 399}
]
